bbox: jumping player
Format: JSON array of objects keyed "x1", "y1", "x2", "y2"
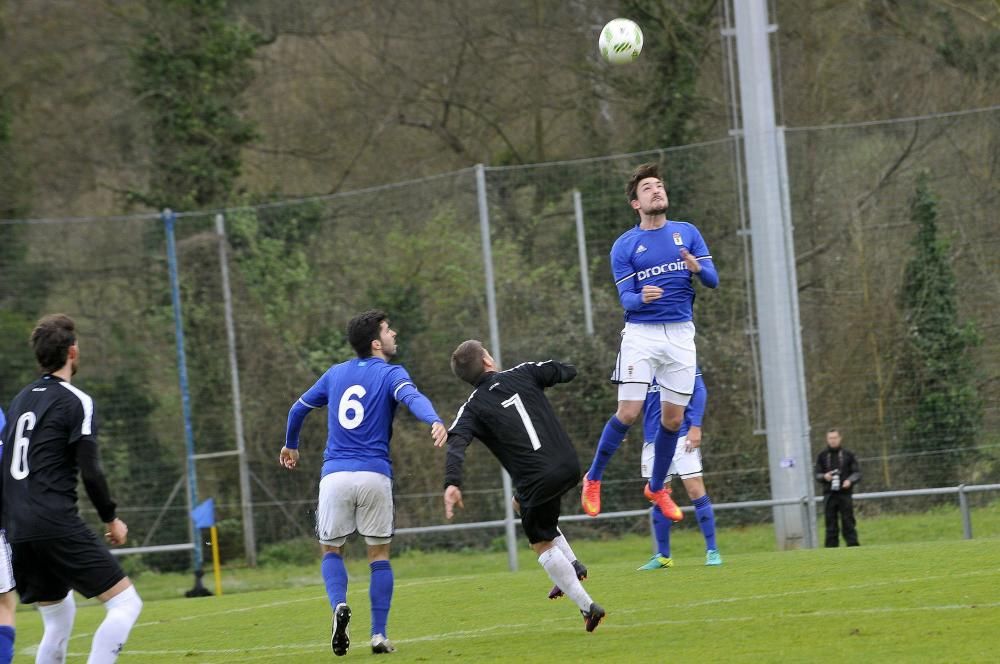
[{"x1": 582, "y1": 162, "x2": 718, "y2": 520}]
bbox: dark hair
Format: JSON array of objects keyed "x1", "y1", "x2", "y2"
[
  {"x1": 625, "y1": 162, "x2": 663, "y2": 203},
  {"x1": 451, "y1": 339, "x2": 487, "y2": 385},
  {"x1": 31, "y1": 314, "x2": 77, "y2": 373},
  {"x1": 827, "y1": 428, "x2": 841, "y2": 435},
  {"x1": 347, "y1": 309, "x2": 388, "y2": 358}
]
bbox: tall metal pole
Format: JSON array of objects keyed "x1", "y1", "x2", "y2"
[
  {"x1": 215, "y1": 213, "x2": 257, "y2": 566},
  {"x1": 475, "y1": 164, "x2": 519, "y2": 571},
  {"x1": 162, "y1": 209, "x2": 204, "y2": 572},
  {"x1": 732, "y1": 0, "x2": 814, "y2": 549},
  {"x1": 573, "y1": 190, "x2": 594, "y2": 336}
]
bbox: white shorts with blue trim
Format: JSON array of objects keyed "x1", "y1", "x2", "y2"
[
  {"x1": 316, "y1": 471, "x2": 394, "y2": 546},
  {"x1": 640, "y1": 435, "x2": 704, "y2": 481},
  {"x1": 612, "y1": 321, "x2": 696, "y2": 405}
]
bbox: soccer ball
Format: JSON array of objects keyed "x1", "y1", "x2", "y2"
[{"x1": 599, "y1": 18, "x2": 643, "y2": 65}]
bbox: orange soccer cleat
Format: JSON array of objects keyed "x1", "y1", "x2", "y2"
[
  {"x1": 644, "y1": 482, "x2": 683, "y2": 522},
  {"x1": 581, "y1": 476, "x2": 602, "y2": 517}
]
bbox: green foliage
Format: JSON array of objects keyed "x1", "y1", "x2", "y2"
[
  {"x1": 257, "y1": 536, "x2": 320, "y2": 567},
  {"x1": 621, "y1": 0, "x2": 718, "y2": 150},
  {"x1": 129, "y1": 0, "x2": 261, "y2": 209},
  {"x1": 933, "y1": 8, "x2": 1000, "y2": 80},
  {"x1": 898, "y1": 173, "x2": 982, "y2": 486}
]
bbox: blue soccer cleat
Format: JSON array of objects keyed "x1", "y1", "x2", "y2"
[{"x1": 705, "y1": 549, "x2": 723, "y2": 566}]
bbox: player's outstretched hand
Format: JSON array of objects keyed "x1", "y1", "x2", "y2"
[
  {"x1": 279, "y1": 446, "x2": 299, "y2": 470},
  {"x1": 105, "y1": 518, "x2": 128, "y2": 546},
  {"x1": 444, "y1": 485, "x2": 464, "y2": 520},
  {"x1": 431, "y1": 421, "x2": 448, "y2": 447}
]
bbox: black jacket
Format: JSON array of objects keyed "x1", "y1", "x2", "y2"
[{"x1": 814, "y1": 446, "x2": 861, "y2": 495}]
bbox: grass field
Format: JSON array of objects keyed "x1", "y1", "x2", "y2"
[{"x1": 12, "y1": 504, "x2": 1000, "y2": 662}]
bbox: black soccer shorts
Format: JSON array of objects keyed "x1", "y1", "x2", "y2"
[
  {"x1": 11, "y1": 528, "x2": 126, "y2": 603},
  {"x1": 519, "y1": 495, "x2": 562, "y2": 544}
]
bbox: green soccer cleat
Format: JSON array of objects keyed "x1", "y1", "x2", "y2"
[
  {"x1": 636, "y1": 554, "x2": 674, "y2": 571},
  {"x1": 705, "y1": 549, "x2": 723, "y2": 566}
]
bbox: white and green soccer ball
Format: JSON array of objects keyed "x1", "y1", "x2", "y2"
[{"x1": 599, "y1": 18, "x2": 643, "y2": 65}]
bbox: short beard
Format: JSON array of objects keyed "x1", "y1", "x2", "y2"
[{"x1": 645, "y1": 203, "x2": 668, "y2": 216}]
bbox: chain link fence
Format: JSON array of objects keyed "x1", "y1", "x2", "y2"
[{"x1": 1, "y1": 108, "x2": 997, "y2": 567}]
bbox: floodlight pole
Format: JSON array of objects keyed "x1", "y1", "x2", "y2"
[{"x1": 732, "y1": 0, "x2": 816, "y2": 548}]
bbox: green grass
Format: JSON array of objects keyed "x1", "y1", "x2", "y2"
[{"x1": 12, "y1": 504, "x2": 1000, "y2": 662}]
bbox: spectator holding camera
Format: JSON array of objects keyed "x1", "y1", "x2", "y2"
[{"x1": 814, "y1": 428, "x2": 861, "y2": 547}]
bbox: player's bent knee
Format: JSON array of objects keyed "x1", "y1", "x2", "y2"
[{"x1": 106, "y1": 585, "x2": 142, "y2": 624}]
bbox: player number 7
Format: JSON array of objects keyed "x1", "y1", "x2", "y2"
[{"x1": 501, "y1": 393, "x2": 541, "y2": 451}]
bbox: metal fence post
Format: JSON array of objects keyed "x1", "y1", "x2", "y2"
[
  {"x1": 476, "y1": 164, "x2": 519, "y2": 572},
  {"x1": 573, "y1": 190, "x2": 594, "y2": 336},
  {"x1": 215, "y1": 213, "x2": 257, "y2": 567},
  {"x1": 958, "y1": 484, "x2": 972, "y2": 540},
  {"x1": 162, "y1": 208, "x2": 205, "y2": 588}
]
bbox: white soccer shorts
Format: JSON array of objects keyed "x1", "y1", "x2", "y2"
[
  {"x1": 316, "y1": 471, "x2": 394, "y2": 546},
  {"x1": 612, "y1": 321, "x2": 696, "y2": 405},
  {"x1": 0, "y1": 531, "x2": 13, "y2": 593},
  {"x1": 640, "y1": 435, "x2": 703, "y2": 481}
]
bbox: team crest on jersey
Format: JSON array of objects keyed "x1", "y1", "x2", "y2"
[
  {"x1": 672, "y1": 232, "x2": 683, "y2": 246},
  {"x1": 635, "y1": 244, "x2": 647, "y2": 254}
]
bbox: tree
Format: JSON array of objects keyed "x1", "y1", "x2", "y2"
[
  {"x1": 129, "y1": 0, "x2": 261, "y2": 209},
  {"x1": 898, "y1": 172, "x2": 981, "y2": 487}
]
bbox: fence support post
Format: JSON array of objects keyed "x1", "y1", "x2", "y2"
[
  {"x1": 476, "y1": 164, "x2": 519, "y2": 572},
  {"x1": 958, "y1": 484, "x2": 972, "y2": 540}
]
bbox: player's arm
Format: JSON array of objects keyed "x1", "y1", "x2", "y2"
[
  {"x1": 281, "y1": 374, "x2": 329, "y2": 469},
  {"x1": 611, "y1": 242, "x2": 654, "y2": 310},
  {"x1": 443, "y1": 402, "x2": 484, "y2": 518},
  {"x1": 685, "y1": 373, "x2": 707, "y2": 450},
  {"x1": 392, "y1": 372, "x2": 447, "y2": 446},
  {"x1": 526, "y1": 360, "x2": 577, "y2": 388},
  {"x1": 77, "y1": 438, "x2": 127, "y2": 543},
  {"x1": 681, "y1": 229, "x2": 718, "y2": 288},
  {"x1": 443, "y1": 433, "x2": 473, "y2": 519}
]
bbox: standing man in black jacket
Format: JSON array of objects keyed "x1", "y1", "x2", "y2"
[
  {"x1": 440, "y1": 340, "x2": 605, "y2": 633},
  {"x1": 814, "y1": 428, "x2": 862, "y2": 547}
]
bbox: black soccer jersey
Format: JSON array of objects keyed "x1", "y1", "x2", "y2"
[
  {"x1": 0, "y1": 374, "x2": 110, "y2": 541},
  {"x1": 445, "y1": 361, "x2": 581, "y2": 507}
]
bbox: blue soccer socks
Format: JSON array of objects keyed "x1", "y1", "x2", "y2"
[
  {"x1": 369, "y1": 560, "x2": 393, "y2": 638},
  {"x1": 587, "y1": 416, "x2": 630, "y2": 481},
  {"x1": 693, "y1": 494, "x2": 717, "y2": 552},
  {"x1": 322, "y1": 552, "x2": 349, "y2": 608}
]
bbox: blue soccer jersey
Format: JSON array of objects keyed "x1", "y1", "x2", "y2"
[
  {"x1": 284, "y1": 357, "x2": 441, "y2": 478},
  {"x1": 610, "y1": 221, "x2": 718, "y2": 323},
  {"x1": 643, "y1": 369, "x2": 707, "y2": 442}
]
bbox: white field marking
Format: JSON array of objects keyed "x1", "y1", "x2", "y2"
[
  {"x1": 49, "y1": 600, "x2": 1000, "y2": 660},
  {"x1": 42, "y1": 567, "x2": 999, "y2": 657}
]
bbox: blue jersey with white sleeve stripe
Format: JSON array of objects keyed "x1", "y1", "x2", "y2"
[
  {"x1": 284, "y1": 357, "x2": 441, "y2": 479},
  {"x1": 610, "y1": 220, "x2": 717, "y2": 323}
]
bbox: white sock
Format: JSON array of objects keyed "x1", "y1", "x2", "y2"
[
  {"x1": 552, "y1": 530, "x2": 578, "y2": 564},
  {"x1": 87, "y1": 586, "x2": 142, "y2": 664},
  {"x1": 36, "y1": 591, "x2": 76, "y2": 664},
  {"x1": 538, "y1": 547, "x2": 592, "y2": 612}
]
